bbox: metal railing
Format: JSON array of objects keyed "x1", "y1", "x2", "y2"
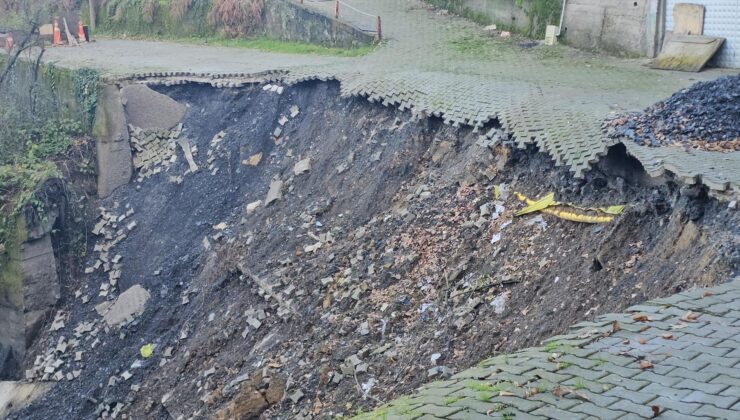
[{"x1": 301, "y1": 0, "x2": 381, "y2": 40}]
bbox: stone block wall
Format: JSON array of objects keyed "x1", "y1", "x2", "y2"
[{"x1": 0, "y1": 213, "x2": 60, "y2": 380}]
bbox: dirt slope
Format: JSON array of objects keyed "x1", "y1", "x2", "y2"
[{"x1": 11, "y1": 82, "x2": 738, "y2": 419}]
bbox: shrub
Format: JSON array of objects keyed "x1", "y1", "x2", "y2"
[
  {"x1": 142, "y1": 0, "x2": 158, "y2": 24},
  {"x1": 208, "y1": 0, "x2": 264, "y2": 38},
  {"x1": 169, "y1": 0, "x2": 192, "y2": 22}
]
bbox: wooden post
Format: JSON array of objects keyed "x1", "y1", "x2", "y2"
[
  {"x1": 88, "y1": 0, "x2": 96, "y2": 31},
  {"x1": 376, "y1": 16, "x2": 382, "y2": 41},
  {"x1": 335, "y1": 0, "x2": 340, "y2": 19}
]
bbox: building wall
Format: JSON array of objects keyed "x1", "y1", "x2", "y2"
[
  {"x1": 665, "y1": 0, "x2": 739, "y2": 68},
  {"x1": 561, "y1": 0, "x2": 661, "y2": 57}
]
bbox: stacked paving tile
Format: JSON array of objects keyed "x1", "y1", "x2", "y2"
[{"x1": 357, "y1": 279, "x2": 740, "y2": 419}]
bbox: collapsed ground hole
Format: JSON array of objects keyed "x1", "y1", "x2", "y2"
[{"x1": 10, "y1": 81, "x2": 738, "y2": 419}]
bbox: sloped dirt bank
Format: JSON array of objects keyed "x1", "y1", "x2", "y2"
[{"x1": 10, "y1": 81, "x2": 738, "y2": 419}]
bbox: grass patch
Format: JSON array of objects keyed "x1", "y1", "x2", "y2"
[
  {"x1": 425, "y1": 0, "x2": 492, "y2": 26},
  {"x1": 444, "y1": 396, "x2": 462, "y2": 406},
  {"x1": 556, "y1": 361, "x2": 572, "y2": 371},
  {"x1": 449, "y1": 34, "x2": 492, "y2": 56},
  {"x1": 100, "y1": 33, "x2": 376, "y2": 57},
  {"x1": 574, "y1": 378, "x2": 586, "y2": 390},
  {"x1": 477, "y1": 391, "x2": 493, "y2": 402}
]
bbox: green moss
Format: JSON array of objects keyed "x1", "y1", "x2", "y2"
[
  {"x1": 517, "y1": 0, "x2": 562, "y2": 38},
  {"x1": 444, "y1": 396, "x2": 462, "y2": 405},
  {"x1": 0, "y1": 216, "x2": 26, "y2": 302}
]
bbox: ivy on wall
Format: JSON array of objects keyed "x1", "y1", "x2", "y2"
[
  {"x1": 516, "y1": 0, "x2": 562, "y2": 38},
  {"x1": 73, "y1": 68, "x2": 100, "y2": 132}
]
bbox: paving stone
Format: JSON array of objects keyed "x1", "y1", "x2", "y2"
[
  {"x1": 529, "y1": 369, "x2": 573, "y2": 383},
  {"x1": 528, "y1": 393, "x2": 580, "y2": 410},
  {"x1": 448, "y1": 397, "x2": 500, "y2": 415},
  {"x1": 710, "y1": 374, "x2": 740, "y2": 388},
  {"x1": 494, "y1": 364, "x2": 536, "y2": 375},
  {"x1": 414, "y1": 404, "x2": 463, "y2": 418},
  {"x1": 685, "y1": 342, "x2": 731, "y2": 356},
  {"x1": 715, "y1": 338, "x2": 740, "y2": 349},
  {"x1": 640, "y1": 382, "x2": 691, "y2": 400},
  {"x1": 681, "y1": 390, "x2": 738, "y2": 408},
  {"x1": 531, "y1": 406, "x2": 588, "y2": 420},
  {"x1": 669, "y1": 367, "x2": 719, "y2": 382},
  {"x1": 586, "y1": 353, "x2": 633, "y2": 367},
  {"x1": 419, "y1": 386, "x2": 466, "y2": 397},
  {"x1": 692, "y1": 404, "x2": 740, "y2": 419},
  {"x1": 656, "y1": 410, "x2": 712, "y2": 420},
  {"x1": 632, "y1": 371, "x2": 680, "y2": 387},
  {"x1": 674, "y1": 378, "x2": 728, "y2": 394},
  {"x1": 608, "y1": 399, "x2": 656, "y2": 417},
  {"x1": 650, "y1": 396, "x2": 701, "y2": 415},
  {"x1": 570, "y1": 402, "x2": 625, "y2": 419},
  {"x1": 448, "y1": 410, "x2": 495, "y2": 420},
  {"x1": 600, "y1": 373, "x2": 649, "y2": 391},
  {"x1": 559, "y1": 365, "x2": 608, "y2": 382},
  {"x1": 562, "y1": 377, "x2": 611, "y2": 394},
  {"x1": 451, "y1": 368, "x2": 496, "y2": 380},
  {"x1": 486, "y1": 396, "x2": 544, "y2": 413},
  {"x1": 603, "y1": 386, "x2": 656, "y2": 404}
]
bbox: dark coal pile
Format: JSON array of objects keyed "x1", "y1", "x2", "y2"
[{"x1": 606, "y1": 75, "x2": 740, "y2": 151}]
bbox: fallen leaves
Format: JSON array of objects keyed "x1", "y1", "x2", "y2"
[
  {"x1": 651, "y1": 405, "x2": 661, "y2": 418},
  {"x1": 661, "y1": 333, "x2": 673, "y2": 340},
  {"x1": 681, "y1": 311, "x2": 699, "y2": 323},
  {"x1": 632, "y1": 314, "x2": 651, "y2": 322},
  {"x1": 552, "y1": 386, "x2": 591, "y2": 402},
  {"x1": 612, "y1": 321, "x2": 621, "y2": 333},
  {"x1": 639, "y1": 360, "x2": 653, "y2": 370}
]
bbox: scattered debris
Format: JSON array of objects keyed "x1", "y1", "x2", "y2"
[{"x1": 515, "y1": 192, "x2": 625, "y2": 223}]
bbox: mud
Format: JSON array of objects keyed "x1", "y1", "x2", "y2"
[{"x1": 10, "y1": 82, "x2": 738, "y2": 419}]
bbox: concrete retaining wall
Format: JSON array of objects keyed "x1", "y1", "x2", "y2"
[
  {"x1": 263, "y1": 0, "x2": 375, "y2": 48},
  {"x1": 451, "y1": 0, "x2": 535, "y2": 33},
  {"x1": 561, "y1": 0, "x2": 661, "y2": 57}
]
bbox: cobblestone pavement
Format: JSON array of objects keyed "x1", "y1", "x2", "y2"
[
  {"x1": 355, "y1": 279, "x2": 740, "y2": 419},
  {"x1": 40, "y1": 0, "x2": 740, "y2": 195}
]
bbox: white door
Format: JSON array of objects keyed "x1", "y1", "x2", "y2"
[{"x1": 665, "y1": 0, "x2": 740, "y2": 68}]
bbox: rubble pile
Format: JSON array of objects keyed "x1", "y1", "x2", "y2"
[
  {"x1": 606, "y1": 74, "x2": 740, "y2": 151},
  {"x1": 130, "y1": 124, "x2": 186, "y2": 179}
]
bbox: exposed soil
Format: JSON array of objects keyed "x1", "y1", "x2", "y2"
[
  {"x1": 11, "y1": 82, "x2": 739, "y2": 419},
  {"x1": 606, "y1": 75, "x2": 740, "y2": 151}
]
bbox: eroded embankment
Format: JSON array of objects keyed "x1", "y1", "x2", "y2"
[{"x1": 10, "y1": 81, "x2": 738, "y2": 419}]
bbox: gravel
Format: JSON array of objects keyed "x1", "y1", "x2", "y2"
[{"x1": 607, "y1": 75, "x2": 740, "y2": 151}]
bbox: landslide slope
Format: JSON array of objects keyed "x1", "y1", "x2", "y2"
[{"x1": 12, "y1": 82, "x2": 738, "y2": 419}]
